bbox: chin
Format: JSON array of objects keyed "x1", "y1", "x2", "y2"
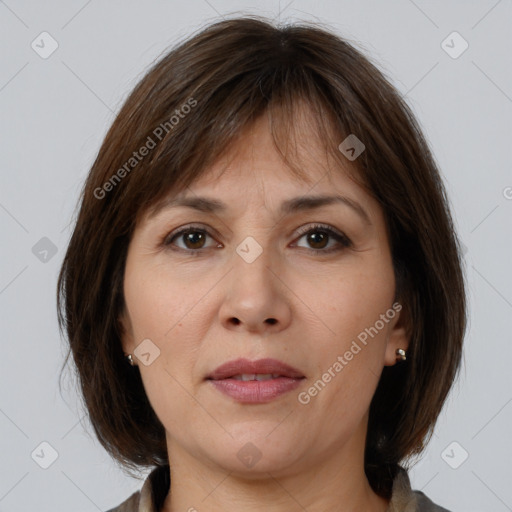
[{"x1": 202, "y1": 430, "x2": 302, "y2": 477}]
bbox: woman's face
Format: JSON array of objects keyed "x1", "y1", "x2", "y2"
[{"x1": 120, "y1": 113, "x2": 409, "y2": 477}]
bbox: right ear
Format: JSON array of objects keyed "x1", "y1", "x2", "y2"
[{"x1": 117, "y1": 307, "x2": 135, "y2": 356}]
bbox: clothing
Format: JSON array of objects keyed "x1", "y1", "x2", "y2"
[{"x1": 105, "y1": 464, "x2": 450, "y2": 512}]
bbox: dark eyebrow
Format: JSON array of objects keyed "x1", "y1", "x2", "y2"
[
  {"x1": 148, "y1": 194, "x2": 372, "y2": 225},
  {"x1": 280, "y1": 194, "x2": 371, "y2": 225}
]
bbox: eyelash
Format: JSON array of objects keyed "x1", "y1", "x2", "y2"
[{"x1": 161, "y1": 223, "x2": 352, "y2": 256}]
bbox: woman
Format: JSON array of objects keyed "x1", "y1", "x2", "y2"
[{"x1": 57, "y1": 16, "x2": 466, "y2": 512}]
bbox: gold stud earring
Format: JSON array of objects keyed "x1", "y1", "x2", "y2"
[{"x1": 395, "y1": 348, "x2": 407, "y2": 361}]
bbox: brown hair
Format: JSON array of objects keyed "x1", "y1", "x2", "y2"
[{"x1": 57, "y1": 15, "x2": 467, "y2": 498}]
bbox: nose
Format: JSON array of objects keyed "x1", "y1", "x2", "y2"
[{"x1": 218, "y1": 242, "x2": 292, "y2": 335}]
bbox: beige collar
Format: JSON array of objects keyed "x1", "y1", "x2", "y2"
[{"x1": 121, "y1": 464, "x2": 423, "y2": 512}]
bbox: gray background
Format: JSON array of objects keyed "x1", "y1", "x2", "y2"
[{"x1": 1, "y1": 1, "x2": 511, "y2": 511}]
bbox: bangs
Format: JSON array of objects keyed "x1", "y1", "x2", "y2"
[{"x1": 128, "y1": 67, "x2": 366, "y2": 231}]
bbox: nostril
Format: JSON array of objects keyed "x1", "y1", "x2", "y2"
[{"x1": 266, "y1": 318, "x2": 277, "y2": 325}]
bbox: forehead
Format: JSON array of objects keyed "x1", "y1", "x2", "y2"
[
  {"x1": 180, "y1": 112, "x2": 360, "y2": 197},
  {"x1": 139, "y1": 114, "x2": 377, "y2": 230},
  {"x1": 139, "y1": 101, "x2": 373, "y2": 227}
]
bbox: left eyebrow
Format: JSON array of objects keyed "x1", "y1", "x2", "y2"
[
  {"x1": 147, "y1": 194, "x2": 372, "y2": 225},
  {"x1": 279, "y1": 194, "x2": 371, "y2": 225}
]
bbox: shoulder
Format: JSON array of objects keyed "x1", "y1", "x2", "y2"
[
  {"x1": 105, "y1": 490, "x2": 140, "y2": 512},
  {"x1": 104, "y1": 464, "x2": 169, "y2": 512},
  {"x1": 388, "y1": 467, "x2": 452, "y2": 512},
  {"x1": 412, "y1": 490, "x2": 452, "y2": 512}
]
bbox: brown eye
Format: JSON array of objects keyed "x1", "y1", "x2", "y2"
[
  {"x1": 305, "y1": 231, "x2": 329, "y2": 250},
  {"x1": 164, "y1": 226, "x2": 218, "y2": 253},
  {"x1": 162, "y1": 223, "x2": 351, "y2": 256},
  {"x1": 180, "y1": 230, "x2": 207, "y2": 250},
  {"x1": 294, "y1": 224, "x2": 352, "y2": 254}
]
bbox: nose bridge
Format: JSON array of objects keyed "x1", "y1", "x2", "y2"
[
  {"x1": 232, "y1": 229, "x2": 277, "y2": 296},
  {"x1": 218, "y1": 224, "x2": 291, "y2": 333},
  {"x1": 231, "y1": 202, "x2": 277, "y2": 267}
]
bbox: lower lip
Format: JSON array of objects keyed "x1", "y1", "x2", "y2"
[{"x1": 209, "y1": 377, "x2": 304, "y2": 403}]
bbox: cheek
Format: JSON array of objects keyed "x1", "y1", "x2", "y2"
[
  {"x1": 124, "y1": 263, "x2": 211, "y2": 399},
  {"x1": 124, "y1": 259, "x2": 204, "y2": 341},
  {"x1": 138, "y1": 365, "x2": 201, "y2": 442},
  {"x1": 306, "y1": 259, "x2": 395, "y2": 341},
  {"x1": 298, "y1": 257, "x2": 395, "y2": 398}
]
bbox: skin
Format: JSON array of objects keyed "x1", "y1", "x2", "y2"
[{"x1": 120, "y1": 110, "x2": 410, "y2": 512}]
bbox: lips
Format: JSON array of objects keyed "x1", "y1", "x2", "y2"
[
  {"x1": 206, "y1": 357, "x2": 305, "y2": 381},
  {"x1": 206, "y1": 358, "x2": 305, "y2": 403}
]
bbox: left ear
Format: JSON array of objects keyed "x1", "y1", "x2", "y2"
[{"x1": 383, "y1": 301, "x2": 411, "y2": 366}]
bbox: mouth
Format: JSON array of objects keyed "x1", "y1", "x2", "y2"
[
  {"x1": 206, "y1": 358, "x2": 305, "y2": 403},
  {"x1": 206, "y1": 357, "x2": 305, "y2": 381},
  {"x1": 227, "y1": 373, "x2": 288, "y2": 381}
]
